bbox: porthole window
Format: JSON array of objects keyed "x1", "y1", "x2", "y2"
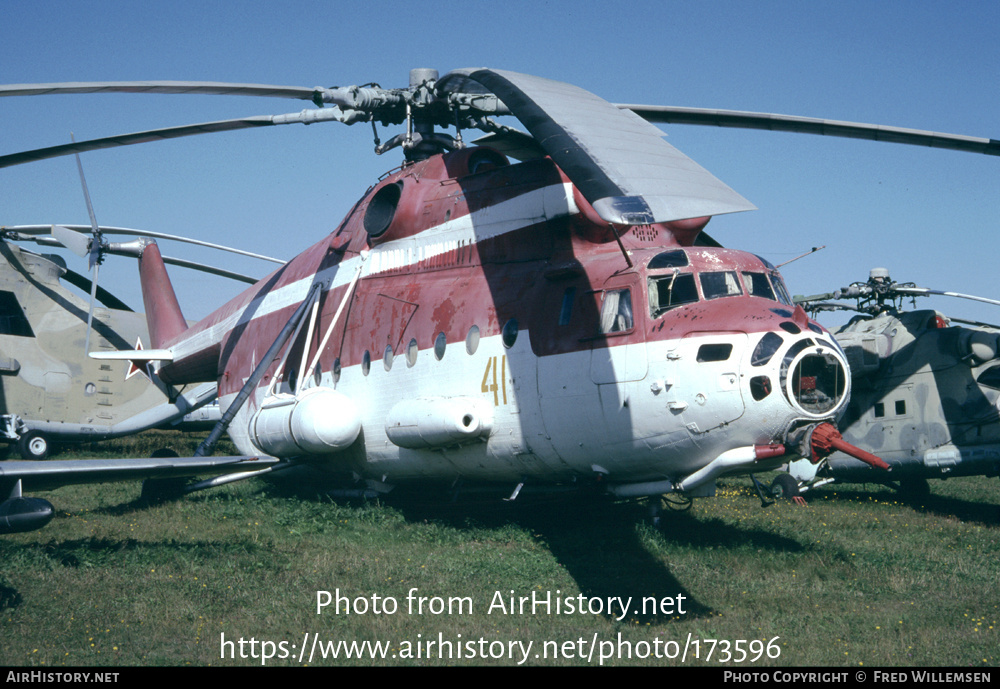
[
  {"x1": 466, "y1": 325, "x2": 480, "y2": 355},
  {"x1": 333, "y1": 358, "x2": 341, "y2": 383},
  {"x1": 434, "y1": 332, "x2": 447, "y2": 360},
  {"x1": 502, "y1": 319, "x2": 519, "y2": 348},
  {"x1": 362, "y1": 350, "x2": 371, "y2": 376},
  {"x1": 313, "y1": 363, "x2": 322, "y2": 386},
  {"x1": 406, "y1": 338, "x2": 418, "y2": 367},
  {"x1": 84, "y1": 382, "x2": 96, "y2": 396},
  {"x1": 384, "y1": 345, "x2": 394, "y2": 371},
  {"x1": 750, "y1": 375, "x2": 772, "y2": 401}
]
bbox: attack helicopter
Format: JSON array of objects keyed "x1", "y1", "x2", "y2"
[
  {"x1": 0, "y1": 223, "x2": 281, "y2": 461},
  {"x1": 0, "y1": 67, "x2": 996, "y2": 534},
  {"x1": 769, "y1": 268, "x2": 1000, "y2": 498}
]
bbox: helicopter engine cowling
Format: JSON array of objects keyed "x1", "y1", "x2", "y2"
[
  {"x1": 958, "y1": 329, "x2": 1000, "y2": 365},
  {"x1": 385, "y1": 397, "x2": 493, "y2": 449},
  {"x1": 250, "y1": 388, "x2": 361, "y2": 457}
]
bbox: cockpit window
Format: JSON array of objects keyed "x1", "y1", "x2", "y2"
[
  {"x1": 600, "y1": 289, "x2": 633, "y2": 333},
  {"x1": 770, "y1": 273, "x2": 793, "y2": 306},
  {"x1": 648, "y1": 250, "x2": 689, "y2": 270},
  {"x1": 743, "y1": 272, "x2": 777, "y2": 301},
  {"x1": 648, "y1": 272, "x2": 698, "y2": 317},
  {"x1": 700, "y1": 271, "x2": 743, "y2": 300},
  {"x1": 754, "y1": 254, "x2": 778, "y2": 271},
  {"x1": 752, "y1": 332, "x2": 783, "y2": 367}
]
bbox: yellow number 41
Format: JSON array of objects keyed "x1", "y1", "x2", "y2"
[{"x1": 481, "y1": 356, "x2": 508, "y2": 406}]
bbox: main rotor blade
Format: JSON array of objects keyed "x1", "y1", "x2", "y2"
[
  {"x1": 16, "y1": 234, "x2": 265, "y2": 285},
  {"x1": 620, "y1": 105, "x2": 1000, "y2": 157},
  {"x1": 0, "y1": 81, "x2": 321, "y2": 101},
  {"x1": 893, "y1": 286, "x2": 1000, "y2": 307},
  {"x1": 443, "y1": 69, "x2": 755, "y2": 225},
  {"x1": 7, "y1": 224, "x2": 285, "y2": 264},
  {"x1": 0, "y1": 109, "x2": 348, "y2": 169}
]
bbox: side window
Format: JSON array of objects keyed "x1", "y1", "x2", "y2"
[
  {"x1": 558, "y1": 286, "x2": 576, "y2": 326},
  {"x1": 599, "y1": 289, "x2": 633, "y2": 333},
  {"x1": 0, "y1": 291, "x2": 34, "y2": 337}
]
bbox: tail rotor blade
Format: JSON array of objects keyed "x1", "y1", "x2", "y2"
[
  {"x1": 84, "y1": 262, "x2": 99, "y2": 354},
  {"x1": 70, "y1": 137, "x2": 104, "y2": 351},
  {"x1": 50, "y1": 224, "x2": 90, "y2": 258}
]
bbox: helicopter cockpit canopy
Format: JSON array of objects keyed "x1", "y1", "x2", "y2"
[{"x1": 645, "y1": 248, "x2": 795, "y2": 319}]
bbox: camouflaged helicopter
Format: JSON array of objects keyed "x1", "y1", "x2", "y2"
[
  {"x1": 771, "y1": 268, "x2": 1000, "y2": 498},
  {"x1": 0, "y1": 223, "x2": 281, "y2": 460}
]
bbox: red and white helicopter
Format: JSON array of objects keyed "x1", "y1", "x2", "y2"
[{"x1": 1, "y1": 68, "x2": 996, "y2": 533}]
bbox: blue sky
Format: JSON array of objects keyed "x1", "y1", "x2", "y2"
[{"x1": 2, "y1": 0, "x2": 998, "y2": 323}]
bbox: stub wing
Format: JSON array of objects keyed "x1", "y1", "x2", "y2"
[
  {"x1": 0, "y1": 455, "x2": 277, "y2": 492},
  {"x1": 0, "y1": 456, "x2": 279, "y2": 534}
]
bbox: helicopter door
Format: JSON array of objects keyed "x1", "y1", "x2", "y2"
[{"x1": 590, "y1": 278, "x2": 648, "y2": 385}]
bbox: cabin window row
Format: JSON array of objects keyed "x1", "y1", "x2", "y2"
[{"x1": 333, "y1": 320, "x2": 520, "y2": 379}]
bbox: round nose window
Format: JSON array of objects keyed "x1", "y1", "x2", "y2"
[{"x1": 783, "y1": 349, "x2": 847, "y2": 415}]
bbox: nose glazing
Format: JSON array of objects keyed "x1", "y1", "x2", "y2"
[{"x1": 778, "y1": 335, "x2": 849, "y2": 418}]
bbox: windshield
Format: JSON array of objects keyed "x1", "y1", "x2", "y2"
[
  {"x1": 701, "y1": 271, "x2": 743, "y2": 300},
  {"x1": 646, "y1": 259, "x2": 796, "y2": 320}
]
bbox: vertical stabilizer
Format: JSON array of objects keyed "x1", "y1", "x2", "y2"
[{"x1": 138, "y1": 241, "x2": 187, "y2": 348}]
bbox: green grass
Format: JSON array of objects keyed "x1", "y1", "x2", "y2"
[{"x1": 1, "y1": 432, "x2": 997, "y2": 667}]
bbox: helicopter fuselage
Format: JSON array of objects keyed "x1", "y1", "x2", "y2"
[{"x1": 153, "y1": 148, "x2": 851, "y2": 496}]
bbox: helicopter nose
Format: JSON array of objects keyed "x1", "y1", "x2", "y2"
[
  {"x1": 773, "y1": 334, "x2": 850, "y2": 419},
  {"x1": 745, "y1": 329, "x2": 850, "y2": 416}
]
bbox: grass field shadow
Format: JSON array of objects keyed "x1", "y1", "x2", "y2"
[{"x1": 260, "y1": 477, "x2": 709, "y2": 621}]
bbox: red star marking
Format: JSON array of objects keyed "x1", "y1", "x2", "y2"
[{"x1": 125, "y1": 337, "x2": 152, "y2": 381}]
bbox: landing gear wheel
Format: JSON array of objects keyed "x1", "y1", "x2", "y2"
[
  {"x1": 18, "y1": 431, "x2": 49, "y2": 460},
  {"x1": 770, "y1": 473, "x2": 801, "y2": 500}
]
